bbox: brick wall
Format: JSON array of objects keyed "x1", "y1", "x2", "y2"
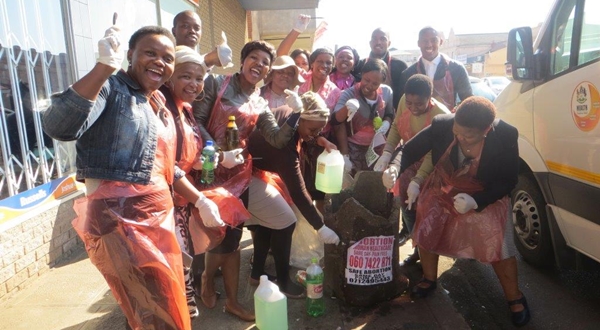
[
  {"x1": 0, "y1": 192, "x2": 85, "y2": 301},
  {"x1": 198, "y1": 0, "x2": 247, "y2": 76}
]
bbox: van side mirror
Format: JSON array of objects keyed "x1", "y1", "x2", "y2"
[{"x1": 507, "y1": 27, "x2": 534, "y2": 80}]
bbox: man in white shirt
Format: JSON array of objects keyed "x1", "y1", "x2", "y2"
[{"x1": 398, "y1": 27, "x2": 472, "y2": 111}]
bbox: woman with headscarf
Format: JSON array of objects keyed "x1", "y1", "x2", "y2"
[
  {"x1": 247, "y1": 91, "x2": 340, "y2": 298},
  {"x1": 159, "y1": 45, "x2": 245, "y2": 319}
]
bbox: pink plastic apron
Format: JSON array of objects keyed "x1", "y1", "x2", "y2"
[{"x1": 413, "y1": 138, "x2": 510, "y2": 263}]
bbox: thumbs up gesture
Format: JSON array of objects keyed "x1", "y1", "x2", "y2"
[
  {"x1": 217, "y1": 31, "x2": 233, "y2": 68},
  {"x1": 284, "y1": 86, "x2": 303, "y2": 113}
]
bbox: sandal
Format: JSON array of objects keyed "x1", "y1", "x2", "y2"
[
  {"x1": 508, "y1": 294, "x2": 531, "y2": 327},
  {"x1": 410, "y1": 277, "x2": 437, "y2": 299}
]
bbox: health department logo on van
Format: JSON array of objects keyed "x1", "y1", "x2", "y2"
[{"x1": 571, "y1": 82, "x2": 600, "y2": 132}]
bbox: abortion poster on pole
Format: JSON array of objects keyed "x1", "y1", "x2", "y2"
[{"x1": 345, "y1": 235, "x2": 394, "y2": 285}]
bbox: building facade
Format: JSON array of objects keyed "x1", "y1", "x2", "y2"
[{"x1": 0, "y1": 0, "x2": 317, "y2": 301}]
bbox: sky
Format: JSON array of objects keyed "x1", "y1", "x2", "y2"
[{"x1": 314, "y1": 0, "x2": 557, "y2": 57}]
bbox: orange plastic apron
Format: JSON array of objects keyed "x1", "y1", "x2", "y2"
[
  {"x1": 188, "y1": 75, "x2": 256, "y2": 253},
  {"x1": 413, "y1": 138, "x2": 510, "y2": 263},
  {"x1": 72, "y1": 92, "x2": 191, "y2": 330}
]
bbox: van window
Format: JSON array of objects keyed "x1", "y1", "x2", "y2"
[
  {"x1": 550, "y1": 1, "x2": 576, "y2": 75},
  {"x1": 578, "y1": 1, "x2": 600, "y2": 66}
]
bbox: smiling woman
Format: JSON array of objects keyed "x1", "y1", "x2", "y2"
[
  {"x1": 191, "y1": 39, "x2": 305, "y2": 322},
  {"x1": 42, "y1": 25, "x2": 226, "y2": 330}
]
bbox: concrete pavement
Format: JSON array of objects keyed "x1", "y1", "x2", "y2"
[{"x1": 0, "y1": 228, "x2": 470, "y2": 330}]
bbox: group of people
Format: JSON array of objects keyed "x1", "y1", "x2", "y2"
[{"x1": 41, "y1": 10, "x2": 530, "y2": 330}]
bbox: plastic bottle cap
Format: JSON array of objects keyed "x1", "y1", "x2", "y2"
[
  {"x1": 260, "y1": 275, "x2": 268, "y2": 282},
  {"x1": 206, "y1": 140, "x2": 213, "y2": 147},
  {"x1": 229, "y1": 116, "x2": 235, "y2": 120},
  {"x1": 311, "y1": 257, "x2": 318, "y2": 264}
]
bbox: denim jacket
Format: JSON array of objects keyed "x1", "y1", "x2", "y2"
[{"x1": 43, "y1": 70, "x2": 183, "y2": 184}]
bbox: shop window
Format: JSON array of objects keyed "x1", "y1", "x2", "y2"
[{"x1": 0, "y1": 0, "x2": 73, "y2": 199}]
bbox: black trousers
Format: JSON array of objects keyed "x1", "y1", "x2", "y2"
[{"x1": 248, "y1": 223, "x2": 296, "y2": 286}]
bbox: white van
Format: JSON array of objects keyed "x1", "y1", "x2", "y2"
[{"x1": 497, "y1": 0, "x2": 600, "y2": 269}]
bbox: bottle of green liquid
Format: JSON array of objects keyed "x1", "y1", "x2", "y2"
[
  {"x1": 306, "y1": 257, "x2": 325, "y2": 317},
  {"x1": 200, "y1": 141, "x2": 216, "y2": 184},
  {"x1": 254, "y1": 275, "x2": 288, "y2": 329}
]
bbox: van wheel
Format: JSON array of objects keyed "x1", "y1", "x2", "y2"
[{"x1": 511, "y1": 173, "x2": 554, "y2": 267}]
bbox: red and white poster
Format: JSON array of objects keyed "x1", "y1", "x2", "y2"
[{"x1": 345, "y1": 235, "x2": 394, "y2": 285}]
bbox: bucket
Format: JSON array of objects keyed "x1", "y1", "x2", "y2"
[{"x1": 315, "y1": 149, "x2": 344, "y2": 194}]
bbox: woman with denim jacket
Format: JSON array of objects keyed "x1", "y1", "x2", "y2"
[
  {"x1": 192, "y1": 40, "x2": 303, "y2": 322},
  {"x1": 43, "y1": 26, "x2": 225, "y2": 330}
]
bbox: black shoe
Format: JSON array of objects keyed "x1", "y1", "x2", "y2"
[
  {"x1": 400, "y1": 253, "x2": 420, "y2": 266},
  {"x1": 278, "y1": 280, "x2": 305, "y2": 299},
  {"x1": 398, "y1": 231, "x2": 410, "y2": 246},
  {"x1": 410, "y1": 277, "x2": 437, "y2": 299},
  {"x1": 508, "y1": 294, "x2": 531, "y2": 327}
]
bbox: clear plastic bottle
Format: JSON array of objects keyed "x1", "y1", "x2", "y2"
[
  {"x1": 306, "y1": 257, "x2": 325, "y2": 317},
  {"x1": 254, "y1": 275, "x2": 288, "y2": 330},
  {"x1": 225, "y1": 115, "x2": 239, "y2": 151},
  {"x1": 200, "y1": 141, "x2": 216, "y2": 184}
]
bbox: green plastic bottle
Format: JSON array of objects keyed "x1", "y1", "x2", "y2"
[
  {"x1": 200, "y1": 141, "x2": 216, "y2": 184},
  {"x1": 306, "y1": 257, "x2": 325, "y2": 317}
]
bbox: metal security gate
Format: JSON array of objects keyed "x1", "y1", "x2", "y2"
[{"x1": 0, "y1": 0, "x2": 75, "y2": 199}]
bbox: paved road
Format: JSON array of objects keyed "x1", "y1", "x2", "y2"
[{"x1": 432, "y1": 254, "x2": 600, "y2": 329}]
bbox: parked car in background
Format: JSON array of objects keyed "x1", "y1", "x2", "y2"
[
  {"x1": 469, "y1": 76, "x2": 496, "y2": 101},
  {"x1": 482, "y1": 76, "x2": 511, "y2": 95}
]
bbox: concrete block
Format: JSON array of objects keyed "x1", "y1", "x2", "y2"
[
  {"x1": 0, "y1": 265, "x2": 16, "y2": 283},
  {"x1": 50, "y1": 231, "x2": 70, "y2": 250},
  {"x1": 14, "y1": 252, "x2": 35, "y2": 273},
  {"x1": 1, "y1": 250, "x2": 19, "y2": 268},
  {"x1": 23, "y1": 234, "x2": 44, "y2": 255},
  {"x1": 42, "y1": 230, "x2": 53, "y2": 244},
  {"x1": 0, "y1": 282, "x2": 7, "y2": 299},
  {"x1": 62, "y1": 236, "x2": 81, "y2": 255},
  {"x1": 5, "y1": 268, "x2": 28, "y2": 292},
  {"x1": 35, "y1": 242, "x2": 51, "y2": 261}
]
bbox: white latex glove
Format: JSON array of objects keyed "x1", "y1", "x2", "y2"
[
  {"x1": 318, "y1": 225, "x2": 340, "y2": 245},
  {"x1": 373, "y1": 151, "x2": 392, "y2": 172},
  {"x1": 292, "y1": 14, "x2": 311, "y2": 33},
  {"x1": 217, "y1": 32, "x2": 234, "y2": 68},
  {"x1": 453, "y1": 193, "x2": 478, "y2": 214},
  {"x1": 195, "y1": 194, "x2": 225, "y2": 228},
  {"x1": 97, "y1": 26, "x2": 123, "y2": 70},
  {"x1": 284, "y1": 86, "x2": 303, "y2": 113},
  {"x1": 376, "y1": 120, "x2": 391, "y2": 135},
  {"x1": 220, "y1": 148, "x2": 244, "y2": 169},
  {"x1": 405, "y1": 181, "x2": 420, "y2": 210},
  {"x1": 343, "y1": 154, "x2": 352, "y2": 173},
  {"x1": 345, "y1": 98, "x2": 360, "y2": 122},
  {"x1": 382, "y1": 166, "x2": 398, "y2": 189}
]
